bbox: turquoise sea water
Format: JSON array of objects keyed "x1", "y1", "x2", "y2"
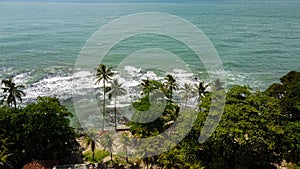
[{"x1": 0, "y1": 1, "x2": 300, "y2": 103}]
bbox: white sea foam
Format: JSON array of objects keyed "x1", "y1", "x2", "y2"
[
  {"x1": 18, "y1": 65, "x2": 255, "y2": 106},
  {"x1": 14, "y1": 72, "x2": 31, "y2": 85}
]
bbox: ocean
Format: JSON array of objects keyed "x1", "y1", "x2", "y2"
[{"x1": 1, "y1": 0, "x2": 300, "y2": 105}]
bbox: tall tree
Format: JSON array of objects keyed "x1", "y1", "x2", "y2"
[
  {"x1": 211, "y1": 78, "x2": 224, "y2": 91},
  {"x1": 140, "y1": 78, "x2": 163, "y2": 95},
  {"x1": 164, "y1": 75, "x2": 178, "y2": 101},
  {"x1": 180, "y1": 83, "x2": 194, "y2": 108},
  {"x1": 191, "y1": 85, "x2": 284, "y2": 169},
  {"x1": 1, "y1": 76, "x2": 26, "y2": 108},
  {"x1": 95, "y1": 64, "x2": 115, "y2": 130},
  {"x1": 0, "y1": 97, "x2": 79, "y2": 168},
  {"x1": 101, "y1": 133, "x2": 114, "y2": 162},
  {"x1": 266, "y1": 71, "x2": 300, "y2": 164},
  {"x1": 193, "y1": 81, "x2": 208, "y2": 102},
  {"x1": 120, "y1": 133, "x2": 130, "y2": 163},
  {"x1": 108, "y1": 79, "x2": 127, "y2": 130},
  {"x1": 140, "y1": 77, "x2": 151, "y2": 96},
  {"x1": 267, "y1": 71, "x2": 300, "y2": 121},
  {"x1": 82, "y1": 129, "x2": 100, "y2": 161}
]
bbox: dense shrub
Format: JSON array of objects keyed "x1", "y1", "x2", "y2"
[{"x1": 0, "y1": 97, "x2": 79, "y2": 168}]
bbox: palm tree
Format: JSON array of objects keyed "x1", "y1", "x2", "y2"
[
  {"x1": 211, "y1": 78, "x2": 224, "y2": 91},
  {"x1": 108, "y1": 79, "x2": 127, "y2": 130},
  {"x1": 141, "y1": 78, "x2": 163, "y2": 94},
  {"x1": 179, "y1": 83, "x2": 194, "y2": 108},
  {"x1": 120, "y1": 133, "x2": 130, "y2": 163},
  {"x1": 140, "y1": 77, "x2": 151, "y2": 96},
  {"x1": 81, "y1": 129, "x2": 100, "y2": 161},
  {"x1": 163, "y1": 105, "x2": 179, "y2": 130},
  {"x1": 0, "y1": 95, "x2": 5, "y2": 106},
  {"x1": 193, "y1": 81, "x2": 209, "y2": 102},
  {"x1": 0, "y1": 139, "x2": 14, "y2": 169},
  {"x1": 101, "y1": 133, "x2": 114, "y2": 162},
  {"x1": 95, "y1": 64, "x2": 115, "y2": 130},
  {"x1": 164, "y1": 75, "x2": 178, "y2": 101},
  {"x1": 158, "y1": 148, "x2": 184, "y2": 169},
  {"x1": 1, "y1": 76, "x2": 26, "y2": 108}
]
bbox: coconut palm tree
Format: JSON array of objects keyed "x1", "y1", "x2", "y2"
[
  {"x1": 164, "y1": 104, "x2": 180, "y2": 124},
  {"x1": 101, "y1": 133, "x2": 114, "y2": 162},
  {"x1": 81, "y1": 129, "x2": 100, "y2": 161},
  {"x1": 179, "y1": 83, "x2": 194, "y2": 108},
  {"x1": 108, "y1": 79, "x2": 127, "y2": 130},
  {"x1": 0, "y1": 139, "x2": 14, "y2": 169},
  {"x1": 0, "y1": 95, "x2": 5, "y2": 106},
  {"x1": 164, "y1": 75, "x2": 178, "y2": 101},
  {"x1": 1, "y1": 76, "x2": 26, "y2": 108},
  {"x1": 141, "y1": 79, "x2": 163, "y2": 94},
  {"x1": 211, "y1": 78, "x2": 224, "y2": 91},
  {"x1": 193, "y1": 81, "x2": 209, "y2": 102},
  {"x1": 95, "y1": 64, "x2": 115, "y2": 130},
  {"x1": 120, "y1": 133, "x2": 130, "y2": 163},
  {"x1": 140, "y1": 77, "x2": 151, "y2": 96}
]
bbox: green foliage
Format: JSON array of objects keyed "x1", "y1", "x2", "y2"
[
  {"x1": 129, "y1": 100, "x2": 176, "y2": 137},
  {"x1": 132, "y1": 95, "x2": 151, "y2": 111},
  {"x1": 157, "y1": 147, "x2": 185, "y2": 169},
  {"x1": 164, "y1": 74, "x2": 179, "y2": 100},
  {"x1": 21, "y1": 97, "x2": 79, "y2": 160},
  {"x1": 211, "y1": 78, "x2": 225, "y2": 91},
  {"x1": 0, "y1": 97, "x2": 79, "y2": 168},
  {"x1": 81, "y1": 129, "x2": 100, "y2": 161},
  {"x1": 140, "y1": 78, "x2": 164, "y2": 96},
  {"x1": 83, "y1": 149, "x2": 109, "y2": 163},
  {"x1": 129, "y1": 90, "x2": 171, "y2": 137},
  {"x1": 0, "y1": 138, "x2": 15, "y2": 169},
  {"x1": 95, "y1": 64, "x2": 115, "y2": 130},
  {"x1": 266, "y1": 71, "x2": 300, "y2": 165},
  {"x1": 179, "y1": 83, "x2": 194, "y2": 108},
  {"x1": 267, "y1": 71, "x2": 300, "y2": 121},
  {"x1": 108, "y1": 79, "x2": 127, "y2": 130},
  {"x1": 287, "y1": 163, "x2": 300, "y2": 169},
  {"x1": 1, "y1": 70, "x2": 298, "y2": 168},
  {"x1": 127, "y1": 71, "x2": 300, "y2": 168},
  {"x1": 193, "y1": 81, "x2": 209, "y2": 102},
  {"x1": 1, "y1": 76, "x2": 26, "y2": 108},
  {"x1": 100, "y1": 133, "x2": 115, "y2": 162},
  {"x1": 184, "y1": 86, "x2": 284, "y2": 169},
  {"x1": 282, "y1": 121, "x2": 300, "y2": 166},
  {"x1": 119, "y1": 133, "x2": 130, "y2": 163}
]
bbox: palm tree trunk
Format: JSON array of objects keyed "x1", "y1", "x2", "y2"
[
  {"x1": 110, "y1": 149, "x2": 113, "y2": 161},
  {"x1": 146, "y1": 158, "x2": 149, "y2": 169},
  {"x1": 125, "y1": 147, "x2": 129, "y2": 163},
  {"x1": 114, "y1": 97, "x2": 117, "y2": 131},
  {"x1": 198, "y1": 90, "x2": 202, "y2": 102},
  {"x1": 92, "y1": 151, "x2": 95, "y2": 161},
  {"x1": 170, "y1": 88, "x2": 173, "y2": 100},
  {"x1": 13, "y1": 98, "x2": 16, "y2": 109},
  {"x1": 102, "y1": 80, "x2": 106, "y2": 130}
]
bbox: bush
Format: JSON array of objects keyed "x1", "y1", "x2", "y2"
[
  {"x1": 0, "y1": 97, "x2": 79, "y2": 168},
  {"x1": 83, "y1": 150, "x2": 109, "y2": 162}
]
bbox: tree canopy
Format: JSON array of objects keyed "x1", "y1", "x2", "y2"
[
  {"x1": 1, "y1": 69, "x2": 299, "y2": 168},
  {"x1": 0, "y1": 97, "x2": 79, "y2": 168}
]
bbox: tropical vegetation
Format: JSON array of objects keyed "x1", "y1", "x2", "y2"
[
  {"x1": 95, "y1": 64, "x2": 115, "y2": 130},
  {"x1": 0, "y1": 68, "x2": 299, "y2": 169},
  {"x1": 1, "y1": 76, "x2": 26, "y2": 108},
  {"x1": 0, "y1": 96, "x2": 79, "y2": 168}
]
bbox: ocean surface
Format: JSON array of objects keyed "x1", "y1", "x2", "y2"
[{"x1": 1, "y1": 0, "x2": 300, "y2": 105}]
